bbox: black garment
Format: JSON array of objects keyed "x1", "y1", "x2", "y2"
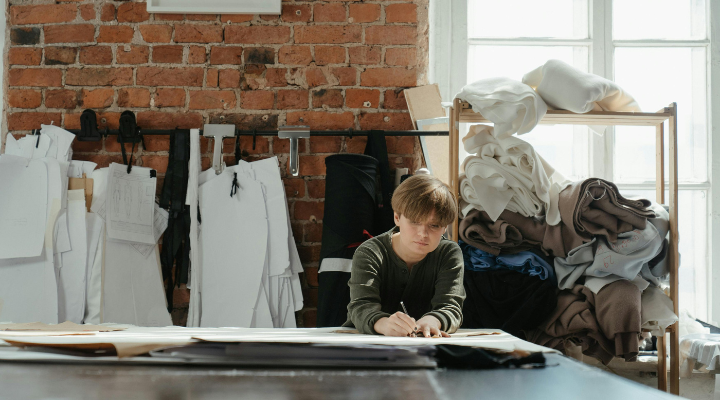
[
  {"x1": 158, "y1": 129, "x2": 191, "y2": 311},
  {"x1": 434, "y1": 345, "x2": 546, "y2": 369},
  {"x1": 462, "y1": 269, "x2": 558, "y2": 337}
]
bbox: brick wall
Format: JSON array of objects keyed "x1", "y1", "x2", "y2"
[{"x1": 2, "y1": 0, "x2": 429, "y2": 327}]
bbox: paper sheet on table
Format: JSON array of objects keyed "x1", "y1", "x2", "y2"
[
  {"x1": 0, "y1": 321, "x2": 125, "y2": 333},
  {"x1": 0, "y1": 156, "x2": 48, "y2": 259},
  {"x1": 105, "y1": 163, "x2": 156, "y2": 244},
  {"x1": 199, "y1": 170, "x2": 268, "y2": 328},
  {"x1": 57, "y1": 190, "x2": 88, "y2": 324},
  {"x1": 130, "y1": 205, "x2": 168, "y2": 258}
]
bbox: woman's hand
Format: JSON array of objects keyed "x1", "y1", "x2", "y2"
[
  {"x1": 374, "y1": 312, "x2": 417, "y2": 337},
  {"x1": 416, "y1": 315, "x2": 450, "y2": 338}
]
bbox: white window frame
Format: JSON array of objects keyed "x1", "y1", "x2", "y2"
[{"x1": 431, "y1": 0, "x2": 720, "y2": 324}]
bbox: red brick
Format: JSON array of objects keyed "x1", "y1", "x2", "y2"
[
  {"x1": 244, "y1": 48, "x2": 275, "y2": 64},
  {"x1": 332, "y1": 67, "x2": 356, "y2": 86},
  {"x1": 361, "y1": 68, "x2": 416, "y2": 87},
  {"x1": 116, "y1": 45, "x2": 149, "y2": 64},
  {"x1": 142, "y1": 135, "x2": 170, "y2": 152},
  {"x1": 283, "y1": 179, "x2": 306, "y2": 198},
  {"x1": 140, "y1": 155, "x2": 168, "y2": 174},
  {"x1": 64, "y1": 111, "x2": 121, "y2": 130},
  {"x1": 348, "y1": 46, "x2": 382, "y2": 65},
  {"x1": 117, "y1": 2, "x2": 149, "y2": 23},
  {"x1": 45, "y1": 89, "x2": 78, "y2": 109},
  {"x1": 210, "y1": 46, "x2": 243, "y2": 65},
  {"x1": 79, "y1": 4, "x2": 95, "y2": 21},
  {"x1": 384, "y1": 89, "x2": 409, "y2": 110},
  {"x1": 307, "y1": 179, "x2": 325, "y2": 199},
  {"x1": 297, "y1": 244, "x2": 321, "y2": 263},
  {"x1": 277, "y1": 90, "x2": 308, "y2": 109},
  {"x1": 79, "y1": 46, "x2": 113, "y2": 65},
  {"x1": 273, "y1": 138, "x2": 307, "y2": 154},
  {"x1": 71, "y1": 140, "x2": 102, "y2": 153},
  {"x1": 309, "y1": 136, "x2": 342, "y2": 153},
  {"x1": 188, "y1": 46, "x2": 207, "y2": 64},
  {"x1": 234, "y1": 135, "x2": 269, "y2": 155},
  {"x1": 294, "y1": 200, "x2": 325, "y2": 219},
  {"x1": 386, "y1": 136, "x2": 416, "y2": 154},
  {"x1": 175, "y1": 25, "x2": 223, "y2": 43},
  {"x1": 139, "y1": 25, "x2": 172, "y2": 43},
  {"x1": 385, "y1": 3, "x2": 417, "y2": 23},
  {"x1": 10, "y1": 4, "x2": 77, "y2": 25},
  {"x1": 314, "y1": 4, "x2": 346, "y2": 22},
  {"x1": 8, "y1": 112, "x2": 62, "y2": 130},
  {"x1": 136, "y1": 111, "x2": 203, "y2": 129},
  {"x1": 266, "y1": 68, "x2": 288, "y2": 87},
  {"x1": 104, "y1": 136, "x2": 139, "y2": 153},
  {"x1": 302, "y1": 309, "x2": 317, "y2": 327},
  {"x1": 222, "y1": 14, "x2": 253, "y2": 23},
  {"x1": 97, "y1": 26, "x2": 135, "y2": 43},
  {"x1": 385, "y1": 48, "x2": 416, "y2": 66},
  {"x1": 349, "y1": 4, "x2": 380, "y2": 23},
  {"x1": 81, "y1": 88, "x2": 114, "y2": 109},
  {"x1": 219, "y1": 69, "x2": 241, "y2": 88},
  {"x1": 304, "y1": 223, "x2": 323, "y2": 243},
  {"x1": 287, "y1": 111, "x2": 354, "y2": 130},
  {"x1": 346, "y1": 88, "x2": 380, "y2": 108},
  {"x1": 241, "y1": 90, "x2": 274, "y2": 110},
  {"x1": 304, "y1": 266, "x2": 319, "y2": 287},
  {"x1": 304, "y1": 68, "x2": 328, "y2": 87},
  {"x1": 152, "y1": 45, "x2": 183, "y2": 64},
  {"x1": 312, "y1": 89, "x2": 343, "y2": 108},
  {"x1": 186, "y1": 14, "x2": 217, "y2": 21},
  {"x1": 9, "y1": 69, "x2": 62, "y2": 87},
  {"x1": 45, "y1": 47, "x2": 77, "y2": 65},
  {"x1": 189, "y1": 90, "x2": 236, "y2": 110},
  {"x1": 282, "y1": 4, "x2": 311, "y2": 22},
  {"x1": 137, "y1": 67, "x2": 204, "y2": 87},
  {"x1": 366, "y1": 26, "x2": 417, "y2": 45},
  {"x1": 8, "y1": 48, "x2": 41, "y2": 65},
  {"x1": 8, "y1": 89, "x2": 42, "y2": 109},
  {"x1": 154, "y1": 13, "x2": 183, "y2": 21},
  {"x1": 154, "y1": 88, "x2": 186, "y2": 107},
  {"x1": 259, "y1": 14, "x2": 278, "y2": 22},
  {"x1": 227, "y1": 26, "x2": 289, "y2": 44},
  {"x1": 44, "y1": 25, "x2": 95, "y2": 44},
  {"x1": 358, "y1": 112, "x2": 413, "y2": 131},
  {"x1": 118, "y1": 88, "x2": 150, "y2": 108},
  {"x1": 313, "y1": 46, "x2": 343, "y2": 66},
  {"x1": 66, "y1": 68, "x2": 133, "y2": 86},
  {"x1": 279, "y1": 46, "x2": 312, "y2": 65},
  {"x1": 346, "y1": 136, "x2": 368, "y2": 153},
  {"x1": 206, "y1": 69, "x2": 219, "y2": 88},
  {"x1": 295, "y1": 26, "x2": 361, "y2": 44},
  {"x1": 100, "y1": 4, "x2": 115, "y2": 22}
]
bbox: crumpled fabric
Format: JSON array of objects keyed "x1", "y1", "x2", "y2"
[
  {"x1": 523, "y1": 59, "x2": 640, "y2": 114},
  {"x1": 459, "y1": 240, "x2": 556, "y2": 283},
  {"x1": 553, "y1": 222, "x2": 664, "y2": 293},
  {"x1": 455, "y1": 77, "x2": 547, "y2": 138},
  {"x1": 460, "y1": 124, "x2": 570, "y2": 224},
  {"x1": 641, "y1": 286, "x2": 678, "y2": 336}
]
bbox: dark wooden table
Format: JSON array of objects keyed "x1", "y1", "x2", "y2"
[{"x1": 0, "y1": 354, "x2": 679, "y2": 400}]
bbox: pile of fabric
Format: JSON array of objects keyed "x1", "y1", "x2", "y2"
[{"x1": 456, "y1": 61, "x2": 676, "y2": 364}]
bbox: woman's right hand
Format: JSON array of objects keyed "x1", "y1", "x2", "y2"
[{"x1": 374, "y1": 312, "x2": 417, "y2": 337}]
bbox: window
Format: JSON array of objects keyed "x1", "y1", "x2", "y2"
[{"x1": 431, "y1": 0, "x2": 715, "y2": 321}]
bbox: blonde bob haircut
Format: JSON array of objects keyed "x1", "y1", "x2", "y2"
[{"x1": 391, "y1": 174, "x2": 458, "y2": 227}]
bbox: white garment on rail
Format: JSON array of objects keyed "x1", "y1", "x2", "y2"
[
  {"x1": 83, "y1": 214, "x2": 104, "y2": 325},
  {"x1": 460, "y1": 124, "x2": 569, "y2": 223},
  {"x1": 523, "y1": 59, "x2": 640, "y2": 114},
  {"x1": 186, "y1": 129, "x2": 202, "y2": 328},
  {"x1": 456, "y1": 77, "x2": 547, "y2": 138},
  {"x1": 57, "y1": 189, "x2": 88, "y2": 324}
]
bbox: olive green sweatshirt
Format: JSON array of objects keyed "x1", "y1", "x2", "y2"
[{"x1": 343, "y1": 227, "x2": 465, "y2": 335}]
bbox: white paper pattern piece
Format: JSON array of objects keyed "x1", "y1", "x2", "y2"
[
  {"x1": 0, "y1": 156, "x2": 48, "y2": 259},
  {"x1": 105, "y1": 163, "x2": 156, "y2": 244},
  {"x1": 68, "y1": 161, "x2": 97, "y2": 179},
  {"x1": 131, "y1": 205, "x2": 169, "y2": 258},
  {"x1": 58, "y1": 190, "x2": 88, "y2": 324},
  {"x1": 186, "y1": 129, "x2": 202, "y2": 327}
]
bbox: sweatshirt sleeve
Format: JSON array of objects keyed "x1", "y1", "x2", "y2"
[
  {"x1": 422, "y1": 242, "x2": 466, "y2": 333},
  {"x1": 346, "y1": 246, "x2": 391, "y2": 335}
]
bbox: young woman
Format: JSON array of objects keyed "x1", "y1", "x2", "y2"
[{"x1": 344, "y1": 174, "x2": 465, "y2": 338}]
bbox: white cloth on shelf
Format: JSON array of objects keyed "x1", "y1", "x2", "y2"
[
  {"x1": 455, "y1": 77, "x2": 547, "y2": 139},
  {"x1": 523, "y1": 59, "x2": 640, "y2": 114},
  {"x1": 186, "y1": 129, "x2": 202, "y2": 328},
  {"x1": 459, "y1": 124, "x2": 569, "y2": 223},
  {"x1": 640, "y1": 286, "x2": 678, "y2": 336}
]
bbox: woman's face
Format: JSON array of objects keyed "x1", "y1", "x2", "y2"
[{"x1": 394, "y1": 211, "x2": 446, "y2": 258}]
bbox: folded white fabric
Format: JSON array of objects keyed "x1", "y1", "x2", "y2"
[
  {"x1": 641, "y1": 286, "x2": 678, "y2": 336},
  {"x1": 523, "y1": 59, "x2": 641, "y2": 114},
  {"x1": 459, "y1": 124, "x2": 569, "y2": 224},
  {"x1": 456, "y1": 77, "x2": 547, "y2": 138}
]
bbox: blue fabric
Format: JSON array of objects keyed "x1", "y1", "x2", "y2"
[{"x1": 459, "y1": 240, "x2": 556, "y2": 283}]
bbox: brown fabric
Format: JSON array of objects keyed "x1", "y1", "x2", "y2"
[
  {"x1": 558, "y1": 179, "x2": 654, "y2": 243},
  {"x1": 459, "y1": 209, "x2": 583, "y2": 258},
  {"x1": 524, "y1": 281, "x2": 642, "y2": 365}
]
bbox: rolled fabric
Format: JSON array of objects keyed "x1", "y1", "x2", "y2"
[
  {"x1": 558, "y1": 178, "x2": 655, "y2": 243},
  {"x1": 594, "y1": 280, "x2": 642, "y2": 362},
  {"x1": 523, "y1": 59, "x2": 640, "y2": 114},
  {"x1": 460, "y1": 124, "x2": 570, "y2": 224},
  {"x1": 455, "y1": 77, "x2": 547, "y2": 138}
]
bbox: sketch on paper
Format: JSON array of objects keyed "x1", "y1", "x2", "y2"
[{"x1": 105, "y1": 163, "x2": 157, "y2": 245}]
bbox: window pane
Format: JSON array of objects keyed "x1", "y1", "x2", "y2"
[
  {"x1": 614, "y1": 0, "x2": 707, "y2": 40},
  {"x1": 467, "y1": 45, "x2": 588, "y2": 83},
  {"x1": 468, "y1": 0, "x2": 589, "y2": 39},
  {"x1": 620, "y1": 189, "x2": 708, "y2": 320},
  {"x1": 614, "y1": 47, "x2": 707, "y2": 183}
]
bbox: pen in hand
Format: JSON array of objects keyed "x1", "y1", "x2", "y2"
[{"x1": 400, "y1": 301, "x2": 418, "y2": 337}]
